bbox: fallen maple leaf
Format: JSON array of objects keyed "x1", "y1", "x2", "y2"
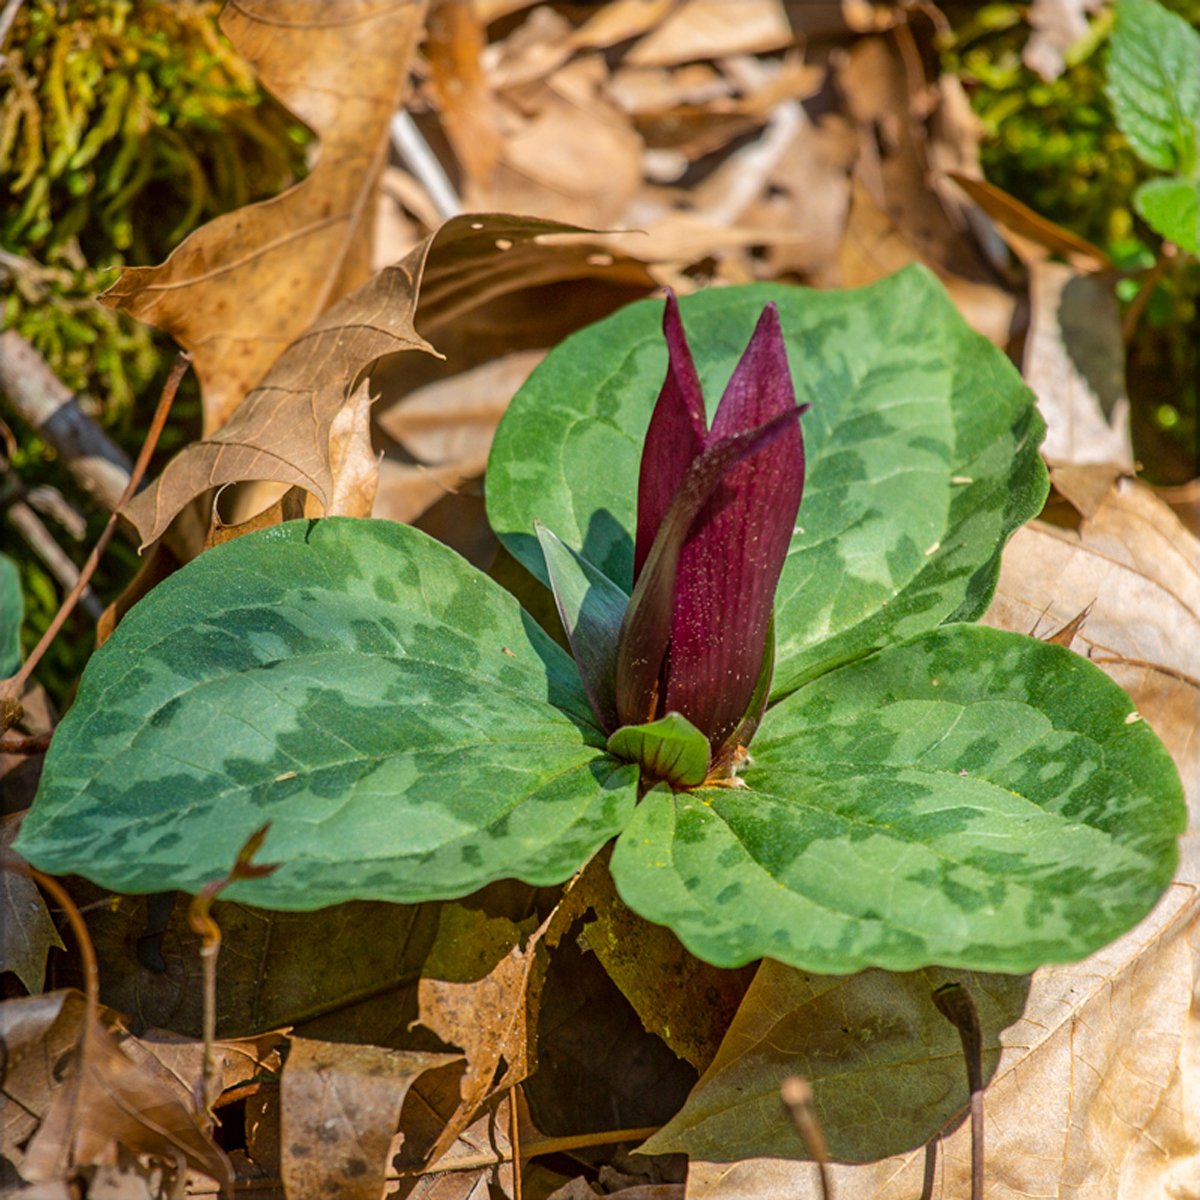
[{"x1": 101, "y1": 0, "x2": 429, "y2": 432}]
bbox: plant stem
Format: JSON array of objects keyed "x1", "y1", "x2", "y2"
[
  {"x1": 933, "y1": 982, "x2": 984, "y2": 1200},
  {"x1": 781, "y1": 1075, "x2": 832, "y2": 1200}
]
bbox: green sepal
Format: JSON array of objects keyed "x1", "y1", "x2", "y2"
[{"x1": 607, "y1": 712, "x2": 710, "y2": 789}]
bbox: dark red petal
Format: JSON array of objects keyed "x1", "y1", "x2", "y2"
[
  {"x1": 615, "y1": 407, "x2": 802, "y2": 729},
  {"x1": 633, "y1": 293, "x2": 707, "y2": 583},
  {"x1": 665, "y1": 304, "x2": 806, "y2": 751}
]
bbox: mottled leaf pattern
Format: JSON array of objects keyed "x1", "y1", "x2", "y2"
[
  {"x1": 16, "y1": 520, "x2": 637, "y2": 905},
  {"x1": 610, "y1": 625, "x2": 1184, "y2": 973},
  {"x1": 486, "y1": 266, "x2": 1048, "y2": 699}
]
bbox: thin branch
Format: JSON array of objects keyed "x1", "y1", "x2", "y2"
[
  {"x1": 5, "y1": 500, "x2": 104, "y2": 620},
  {"x1": 1, "y1": 353, "x2": 190, "y2": 710},
  {"x1": 390, "y1": 109, "x2": 461, "y2": 220},
  {"x1": 933, "y1": 982, "x2": 984, "y2": 1200},
  {"x1": 0, "y1": 330, "x2": 133, "y2": 514},
  {"x1": 781, "y1": 1076, "x2": 832, "y2": 1200},
  {"x1": 1122, "y1": 244, "x2": 1175, "y2": 344}
]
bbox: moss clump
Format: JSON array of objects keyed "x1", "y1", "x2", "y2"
[{"x1": 2, "y1": 0, "x2": 310, "y2": 420}]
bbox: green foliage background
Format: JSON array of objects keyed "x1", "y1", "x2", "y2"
[{"x1": 942, "y1": 0, "x2": 1200, "y2": 482}]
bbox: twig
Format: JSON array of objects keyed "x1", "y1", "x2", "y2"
[
  {"x1": 0, "y1": 330, "x2": 133, "y2": 514},
  {"x1": 509, "y1": 1085, "x2": 522, "y2": 1200},
  {"x1": 781, "y1": 1076, "x2": 832, "y2": 1200},
  {"x1": 6, "y1": 500, "x2": 104, "y2": 620},
  {"x1": 1122, "y1": 244, "x2": 1175, "y2": 344},
  {"x1": 0, "y1": 0, "x2": 26, "y2": 57},
  {"x1": 187, "y1": 825, "x2": 278, "y2": 1120},
  {"x1": 390, "y1": 109, "x2": 462, "y2": 220},
  {"x1": 0, "y1": 352, "x2": 190, "y2": 715},
  {"x1": 933, "y1": 983, "x2": 984, "y2": 1200}
]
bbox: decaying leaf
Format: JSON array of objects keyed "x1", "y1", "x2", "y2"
[
  {"x1": 427, "y1": 0, "x2": 503, "y2": 189},
  {"x1": 281, "y1": 1037, "x2": 462, "y2": 1200},
  {"x1": 835, "y1": 36, "x2": 1015, "y2": 344},
  {"x1": 983, "y1": 476, "x2": 1200, "y2": 814},
  {"x1": 0, "y1": 816, "x2": 64, "y2": 994},
  {"x1": 373, "y1": 350, "x2": 542, "y2": 525},
  {"x1": 415, "y1": 905, "x2": 545, "y2": 1165},
  {"x1": 14, "y1": 993, "x2": 231, "y2": 1192},
  {"x1": 101, "y1": 0, "x2": 430, "y2": 432},
  {"x1": 120, "y1": 214, "x2": 634, "y2": 548}
]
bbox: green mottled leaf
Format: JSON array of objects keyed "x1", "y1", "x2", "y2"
[
  {"x1": 536, "y1": 521, "x2": 628, "y2": 732},
  {"x1": 16, "y1": 519, "x2": 638, "y2": 906},
  {"x1": 608, "y1": 713, "x2": 710, "y2": 788},
  {"x1": 1, "y1": 553, "x2": 22, "y2": 677},
  {"x1": 1108, "y1": 0, "x2": 1200, "y2": 174},
  {"x1": 641, "y1": 958, "x2": 1030, "y2": 1162},
  {"x1": 486, "y1": 267, "x2": 1047, "y2": 699},
  {"x1": 610, "y1": 625, "x2": 1184, "y2": 974},
  {"x1": 1134, "y1": 175, "x2": 1200, "y2": 252}
]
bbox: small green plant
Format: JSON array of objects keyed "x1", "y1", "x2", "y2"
[
  {"x1": 15, "y1": 271, "x2": 1185, "y2": 978},
  {"x1": 1108, "y1": 0, "x2": 1200, "y2": 253}
]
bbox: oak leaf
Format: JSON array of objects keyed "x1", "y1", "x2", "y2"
[{"x1": 101, "y1": 0, "x2": 429, "y2": 432}]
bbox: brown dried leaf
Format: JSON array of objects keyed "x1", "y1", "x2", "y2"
[
  {"x1": 947, "y1": 171, "x2": 1112, "y2": 270},
  {"x1": 681, "y1": 877, "x2": 1199, "y2": 1197},
  {"x1": 983, "y1": 478, "x2": 1200, "y2": 814},
  {"x1": 326, "y1": 381, "x2": 381, "y2": 518},
  {"x1": 280, "y1": 1038, "x2": 461, "y2": 1200},
  {"x1": 1024, "y1": 261, "x2": 1134, "y2": 467},
  {"x1": 0, "y1": 816, "x2": 64, "y2": 994},
  {"x1": 428, "y1": 0, "x2": 502, "y2": 188},
  {"x1": 20, "y1": 1010, "x2": 231, "y2": 1191},
  {"x1": 625, "y1": 0, "x2": 792, "y2": 67},
  {"x1": 569, "y1": 0, "x2": 679, "y2": 51},
  {"x1": 1, "y1": 990, "x2": 83, "y2": 1156},
  {"x1": 392, "y1": 1089, "x2": 517, "y2": 1199},
  {"x1": 120, "y1": 214, "x2": 616, "y2": 549},
  {"x1": 415, "y1": 906, "x2": 544, "y2": 1165},
  {"x1": 100, "y1": 0, "x2": 428, "y2": 432},
  {"x1": 484, "y1": 65, "x2": 644, "y2": 227},
  {"x1": 835, "y1": 38, "x2": 1015, "y2": 342}
]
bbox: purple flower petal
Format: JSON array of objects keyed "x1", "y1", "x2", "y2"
[
  {"x1": 633, "y1": 293, "x2": 707, "y2": 583},
  {"x1": 615, "y1": 406, "x2": 802, "y2": 729},
  {"x1": 665, "y1": 304, "x2": 807, "y2": 751}
]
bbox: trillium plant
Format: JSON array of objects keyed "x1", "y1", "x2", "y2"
[{"x1": 17, "y1": 267, "x2": 1185, "y2": 977}]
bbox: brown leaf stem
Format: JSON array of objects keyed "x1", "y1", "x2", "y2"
[
  {"x1": 933, "y1": 982, "x2": 984, "y2": 1200},
  {"x1": 187, "y1": 824, "x2": 278, "y2": 1118},
  {"x1": 1122, "y1": 244, "x2": 1174, "y2": 344},
  {"x1": 781, "y1": 1075, "x2": 832, "y2": 1200}
]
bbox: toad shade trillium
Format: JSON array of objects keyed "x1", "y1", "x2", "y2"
[{"x1": 536, "y1": 294, "x2": 807, "y2": 789}]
